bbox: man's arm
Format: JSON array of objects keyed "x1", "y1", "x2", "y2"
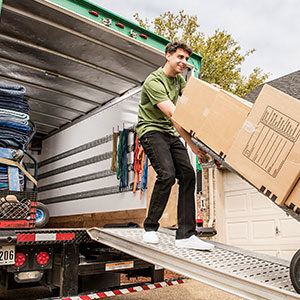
[{"x1": 157, "y1": 100, "x2": 206, "y2": 158}]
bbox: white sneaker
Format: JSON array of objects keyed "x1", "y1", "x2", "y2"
[
  {"x1": 143, "y1": 231, "x2": 159, "y2": 244},
  {"x1": 175, "y1": 235, "x2": 214, "y2": 251}
]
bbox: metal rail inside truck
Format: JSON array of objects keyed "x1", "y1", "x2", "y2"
[{"x1": 0, "y1": 1, "x2": 299, "y2": 300}]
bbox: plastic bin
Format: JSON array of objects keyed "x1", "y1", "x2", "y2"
[{"x1": 0, "y1": 191, "x2": 37, "y2": 229}]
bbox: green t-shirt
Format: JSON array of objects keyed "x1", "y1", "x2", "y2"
[{"x1": 136, "y1": 67, "x2": 186, "y2": 138}]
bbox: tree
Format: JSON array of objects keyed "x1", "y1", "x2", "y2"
[{"x1": 134, "y1": 11, "x2": 269, "y2": 97}]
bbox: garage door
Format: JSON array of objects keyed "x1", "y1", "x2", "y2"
[{"x1": 223, "y1": 170, "x2": 300, "y2": 260}]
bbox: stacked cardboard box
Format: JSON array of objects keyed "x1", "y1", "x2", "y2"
[
  {"x1": 226, "y1": 85, "x2": 300, "y2": 205},
  {"x1": 172, "y1": 77, "x2": 252, "y2": 158},
  {"x1": 285, "y1": 179, "x2": 300, "y2": 213},
  {"x1": 172, "y1": 77, "x2": 300, "y2": 210}
]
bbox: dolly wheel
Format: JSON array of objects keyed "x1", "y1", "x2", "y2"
[
  {"x1": 290, "y1": 249, "x2": 300, "y2": 293},
  {"x1": 35, "y1": 202, "x2": 49, "y2": 228}
]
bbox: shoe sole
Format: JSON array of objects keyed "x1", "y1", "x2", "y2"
[
  {"x1": 175, "y1": 244, "x2": 214, "y2": 251},
  {"x1": 143, "y1": 239, "x2": 159, "y2": 244}
]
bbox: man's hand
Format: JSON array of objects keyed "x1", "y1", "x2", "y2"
[{"x1": 189, "y1": 142, "x2": 207, "y2": 159}]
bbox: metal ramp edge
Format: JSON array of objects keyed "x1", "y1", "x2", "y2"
[{"x1": 87, "y1": 227, "x2": 300, "y2": 300}]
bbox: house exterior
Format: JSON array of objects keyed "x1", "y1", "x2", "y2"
[{"x1": 210, "y1": 70, "x2": 300, "y2": 260}]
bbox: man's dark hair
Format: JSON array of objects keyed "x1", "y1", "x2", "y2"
[{"x1": 165, "y1": 42, "x2": 192, "y2": 56}]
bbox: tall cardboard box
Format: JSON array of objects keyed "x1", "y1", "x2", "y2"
[
  {"x1": 285, "y1": 178, "x2": 300, "y2": 213},
  {"x1": 226, "y1": 84, "x2": 300, "y2": 205},
  {"x1": 172, "y1": 77, "x2": 252, "y2": 158},
  {"x1": 146, "y1": 166, "x2": 178, "y2": 227}
]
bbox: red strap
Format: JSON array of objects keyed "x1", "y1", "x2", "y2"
[{"x1": 133, "y1": 136, "x2": 143, "y2": 193}]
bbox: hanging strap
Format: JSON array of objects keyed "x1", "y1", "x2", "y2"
[
  {"x1": 119, "y1": 129, "x2": 129, "y2": 192},
  {"x1": 0, "y1": 157, "x2": 37, "y2": 186},
  {"x1": 140, "y1": 154, "x2": 148, "y2": 200},
  {"x1": 133, "y1": 142, "x2": 144, "y2": 194},
  {"x1": 110, "y1": 132, "x2": 118, "y2": 172},
  {"x1": 116, "y1": 130, "x2": 124, "y2": 180},
  {"x1": 132, "y1": 135, "x2": 140, "y2": 193}
]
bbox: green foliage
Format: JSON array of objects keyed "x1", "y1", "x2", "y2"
[{"x1": 134, "y1": 11, "x2": 270, "y2": 97}]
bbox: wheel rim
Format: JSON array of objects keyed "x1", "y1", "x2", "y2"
[
  {"x1": 36, "y1": 208, "x2": 44, "y2": 222},
  {"x1": 290, "y1": 249, "x2": 300, "y2": 293}
]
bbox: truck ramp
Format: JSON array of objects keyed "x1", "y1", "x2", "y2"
[{"x1": 87, "y1": 227, "x2": 300, "y2": 300}]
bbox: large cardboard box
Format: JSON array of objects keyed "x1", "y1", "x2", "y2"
[
  {"x1": 146, "y1": 166, "x2": 178, "y2": 227},
  {"x1": 226, "y1": 84, "x2": 300, "y2": 205},
  {"x1": 285, "y1": 178, "x2": 300, "y2": 213},
  {"x1": 172, "y1": 77, "x2": 252, "y2": 158}
]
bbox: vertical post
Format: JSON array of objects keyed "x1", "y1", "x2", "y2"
[
  {"x1": 60, "y1": 243, "x2": 79, "y2": 297},
  {"x1": 0, "y1": 0, "x2": 3, "y2": 17},
  {"x1": 151, "y1": 265, "x2": 164, "y2": 283},
  {"x1": 196, "y1": 156, "x2": 202, "y2": 194}
]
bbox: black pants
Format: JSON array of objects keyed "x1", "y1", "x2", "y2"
[{"x1": 140, "y1": 131, "x2": 196, "y2": 239}]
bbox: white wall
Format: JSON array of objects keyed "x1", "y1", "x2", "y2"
[
  {"x1": 38, "y1": 92, "x2": 147, "y2": 217},
  {"x1": 218, "y1": 170, "x2": 300, "y2": 261}
]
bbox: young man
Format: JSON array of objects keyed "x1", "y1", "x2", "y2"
[{"x1": 136, "y1": 42, "x2": 214, "y2": 251}]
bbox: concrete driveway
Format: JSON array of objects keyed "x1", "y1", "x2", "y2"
[{"x1": 115, "y1": 279, "x2": 243, "y2": 300}]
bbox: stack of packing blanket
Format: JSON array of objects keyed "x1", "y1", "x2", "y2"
[
  {"x1": 0, "y1": 166, "x2": 24, "y2": 190},
  {"x1": 0, "y1": 83, "x2": 31, "y2": 190}
]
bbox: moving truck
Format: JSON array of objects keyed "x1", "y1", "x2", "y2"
[
  {"x1": 0, "y1": 0, "x2": 202, "y2": 296},
  {"x1": 0, "y1": 1, "x2": 299, "y2": 299}
]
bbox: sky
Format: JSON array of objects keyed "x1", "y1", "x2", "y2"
[{"x1": 90, "y1": 0, "x2": 300, "y2": 81}]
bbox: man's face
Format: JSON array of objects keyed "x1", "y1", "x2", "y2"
[{"x1": 166, "y1": 48, "x2": 190, "y2": 75}]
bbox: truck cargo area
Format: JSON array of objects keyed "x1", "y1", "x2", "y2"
[
  {"x1": 0, "y1": 0, "x2": 185, "y2": 297},
  {"x1": 0, "y1": 0, "x2": 168, "y2": 147}
]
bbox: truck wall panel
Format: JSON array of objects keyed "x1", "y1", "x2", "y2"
[
  {"x1": 46, "y1": 192, "x2": 147, "y2": 217},
  {"x1": 38, "y1": 159, "x2": 110, "y2": 186},
  {"x1": 38, "y1": 94, "x2": 145, "y2": 219},
  {"x1": 47, "y1": 208, "x2": 146, "y2": 228},
  {"x1": 38, "y1": 142, "x2": 113, "y2": 173}
]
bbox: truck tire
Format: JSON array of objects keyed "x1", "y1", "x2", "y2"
[
  {"x1": 35, "y1": 202, "x2": 49, "y2": 228},
  {"x1": 290, "y1": 249, "x2": 300, "y2": 293}
]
